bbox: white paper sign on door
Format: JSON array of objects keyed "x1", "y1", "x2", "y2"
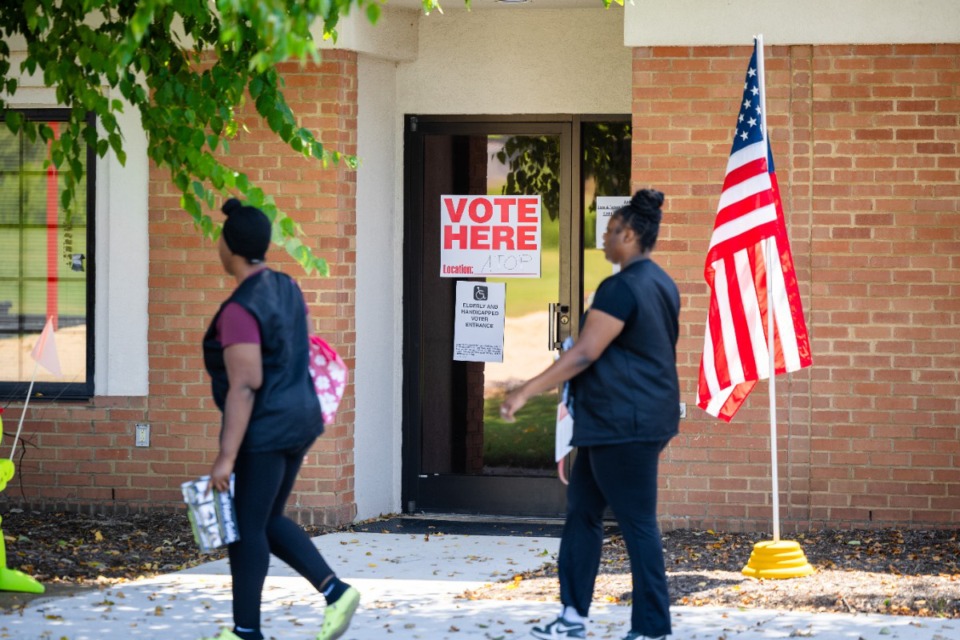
[
  {"x1": 453, "y1": 281, "x2": 506, "y2": 363},
  {"x1": 440, "y1": 195, "x2": 541, "y2": 278},
  {"x1": 595, "y1": 196, "x2": 631, "y2": 249}
]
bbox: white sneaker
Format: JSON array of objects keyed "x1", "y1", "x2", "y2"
[{"x1": 530, "y1": 615, "x2": 586, "y2": 639}]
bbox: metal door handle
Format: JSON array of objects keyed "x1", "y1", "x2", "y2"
[
  {"x1": 548, "y1": 303, "x2": 557, "y2": 350},
  {"x1": 548, "y1": 303, "x2": 571, "y2": 350}
]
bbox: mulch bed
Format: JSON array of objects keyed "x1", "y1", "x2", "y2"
[
  {"x1": 0, "y1": 509, "x2": 958, "y2": 619},
  {"x1": 465, "y1": 528, "x2": 960, "y2": 619}
]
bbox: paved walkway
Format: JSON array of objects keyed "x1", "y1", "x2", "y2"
[{"x1": 0, "y1": 531, "x2": 955, "y2": 640}]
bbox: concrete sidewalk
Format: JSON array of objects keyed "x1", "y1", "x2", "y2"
[{"x1": 0, "y1": 531, "x2": 955, "y2": 640}]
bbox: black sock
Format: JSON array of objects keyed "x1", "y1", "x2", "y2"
[{"x1": 322, "y1": 577, "x2": 350, "y2": 604}]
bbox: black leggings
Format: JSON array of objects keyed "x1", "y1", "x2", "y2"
[{"x1": 229, "y1": 439, "x2": 334, "y2": 632}]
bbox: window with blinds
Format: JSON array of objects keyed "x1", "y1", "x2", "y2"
[{"x1": 0, "y1": 110, "x2": 94, "y2": 400}]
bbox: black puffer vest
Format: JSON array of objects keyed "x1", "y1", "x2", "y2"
[{"x1": 203, "y1": 269, "x2": 323, "y2": 453}]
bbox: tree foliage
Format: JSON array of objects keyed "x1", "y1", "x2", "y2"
[
  {"x1": 495, "y1": 121, "x2": 631, "y2": 222},
  {"x1": 0, "y1": 0, "x2": 382, "y2": 275},
  {"x1": 0, "y1": 0, "x2": 621, "y2": 274}
]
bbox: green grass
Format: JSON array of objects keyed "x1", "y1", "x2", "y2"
[
  {"x1": 489, "y1": 247, "x2": 614, "y2": 317},
  {"x1": 483, "y1": 391, "x2": 558, "y2": 469},
  {"x1": 488, "y1": 251, "x2": 560, "y2": 317}
]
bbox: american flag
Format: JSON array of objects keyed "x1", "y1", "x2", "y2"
[{"x1": 697, "y1": 40, "x2": 812, "y2": 422}]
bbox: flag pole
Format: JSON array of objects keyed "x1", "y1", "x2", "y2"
[
  {"x1": 755, "y1": 34, "x2": 781, "y2": 544},
  {"x1": 738, "y1": 36, "x2": 813, "y2": 580},
  {"x1": 767, "y1": 241, "x2": 779, "y2": 542}
]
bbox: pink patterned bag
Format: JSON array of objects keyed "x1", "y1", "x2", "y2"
[{"x1": 307, "y1": 335, "x2": 348, "y2": 424}]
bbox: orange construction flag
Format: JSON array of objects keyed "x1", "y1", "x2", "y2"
[{"x1": 30, "y1": 316, "x2": 62, "y2": 377}]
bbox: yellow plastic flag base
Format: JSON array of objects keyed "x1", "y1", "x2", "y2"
[
  {"x1": 741, "y1": 540, "x2": 815, "y2": 580},
  {"x1": 0, "y1": 568, "x2": 44, "y2": 594}
]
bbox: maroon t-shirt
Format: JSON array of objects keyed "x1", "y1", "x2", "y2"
[
  {"x1": 215, "y1": 300, "x2": 310, "y2": 347},
  {"x1": 215, "y1": 302, "x2": 261, "y2": 346}
]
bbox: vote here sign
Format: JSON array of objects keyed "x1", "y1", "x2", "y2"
[{"x1": 439, "y1": 195, "x2": 541, "y2": 278}]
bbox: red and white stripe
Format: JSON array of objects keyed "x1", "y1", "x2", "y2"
[{"x1": 697, "y1": 140, "x2": 812, "y2": 422}]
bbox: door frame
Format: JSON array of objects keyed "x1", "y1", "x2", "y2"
[{"x1": 401, "y1": 114, "x2": 629, "y2": 516}]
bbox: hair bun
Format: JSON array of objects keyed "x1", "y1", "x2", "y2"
[
  {"x1": 632, "y1": 188, "x2": 664, "y2": 211},
  {"x1": 221, "y1": 198, "x2": 243, "y2": 216}
]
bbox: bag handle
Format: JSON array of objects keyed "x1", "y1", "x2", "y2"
[{"x1": 309, "y1": 335, "x2": 339, "y2": 361}]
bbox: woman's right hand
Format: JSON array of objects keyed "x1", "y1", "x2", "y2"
[
  {"x1": 208, "y1": 452, "x2": 235, "y2": 495},
  {"x1": 499, "y1": 387, "x2": 528, "y2": 423}
]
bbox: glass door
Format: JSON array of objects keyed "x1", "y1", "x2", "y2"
[{"x1": 402, "y1": 116, "x2": 630, "y2": 516}]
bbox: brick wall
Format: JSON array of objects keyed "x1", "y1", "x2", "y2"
[
  {"x1": 638, "y1": 44, "x2": 960, "y2": 531},
  {"x1": 2, "y1": 51, "x2": 359, "y2": 527},
  {"x1": 5, "y1": 42, "x2": 958, "y2": 532}
]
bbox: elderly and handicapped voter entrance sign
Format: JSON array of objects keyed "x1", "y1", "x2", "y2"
[
  {"x1": 595, "y1": 196, "x2": 631, "y2": 249},
  {"x1": 453, "y1": 281, "x2": 506, "y2": 363},
  {"x1": 439, "y1": 195, "x2": 542, "y2": 278}
]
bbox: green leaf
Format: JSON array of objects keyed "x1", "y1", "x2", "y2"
[
  {"x1": 4, "y1": 110, "x2": 23, "y2": 134},
  {"x1": 313, "y1": 256, "x2": 329, "y2": 277},
  {"x1": 249, "y1": 76, "x2": 264, "y2": 99},
  {"x1": 199, "y1": 214, "x2": 215, "y2": 238},
  {"x1": 70, "y1": 157, "x2": 84, "y2": 180},
  {"x1": 267, "y1": 111, "x2": 283, "y2": 133},
  {"x1": 284, "y1": 236, "x2": 302, "y2": 254},
  {"x1": 181, "y1": 193, "x2": 202, "y2": 222}
]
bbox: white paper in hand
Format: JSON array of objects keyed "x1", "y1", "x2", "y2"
[
  {"x1": 555, "y1": 401, "x2": 573, "y2": 463},
  {"x1": 555, "y1": 336, "x2": 575, "y2": 484}
]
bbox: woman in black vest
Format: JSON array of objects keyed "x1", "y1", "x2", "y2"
[
  {"x1": 501, "y1": 189, "x2": 680, "y2": 640},
  {"x1": 201, "y1": 199, "x2": 359, "y2": 640}
]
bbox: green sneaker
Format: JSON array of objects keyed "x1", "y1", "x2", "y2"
[
  {"x1": 317, "y1": 585, "x2": 360, "y2": 640},
  {"x1": 200, "y1": 630, "x2": 244, "y2": 640}
]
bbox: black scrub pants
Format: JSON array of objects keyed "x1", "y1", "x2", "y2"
[
  {"x1": 558, "y1": 439, "x2": 672, "y2": 637},
  {"x1": 229, "y1": 439, "x2": 335, "y2": 634}
]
